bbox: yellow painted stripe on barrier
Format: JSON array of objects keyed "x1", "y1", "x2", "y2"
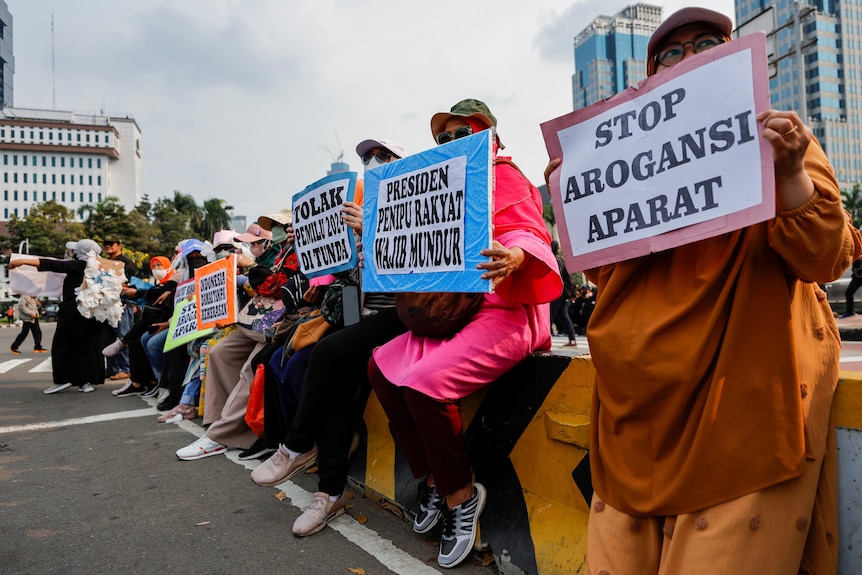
[
  {"x1": 836, "y1": 375, "x2": 862, "y2": 430},
  {"x1": 511, "y1": 357, "x2": 593, "y2": 574},
  {"x1": 363, "y1": 393, "x2": 396, "y2": 499}
]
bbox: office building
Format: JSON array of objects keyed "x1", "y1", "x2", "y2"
[
  {"x1": 736, "y1": 0, "x2": 862, "y2": 189},
  {"x1": 0, "y1": 1, "x2": 13, "y2": 108},
  {"x1": 572, "y1": 4, "x2": 662, "y2": 110},
  {"x1": 0, "y1": 107, "x2": 142, "y2": 221}
]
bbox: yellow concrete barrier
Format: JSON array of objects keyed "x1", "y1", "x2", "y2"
[{"x1": 348, "y1": 355, "x2": 862, "y2": 575}]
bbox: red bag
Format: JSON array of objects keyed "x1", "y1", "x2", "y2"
[{"x1": 244, "y1": 363, "x2": 266, "y2": 437}]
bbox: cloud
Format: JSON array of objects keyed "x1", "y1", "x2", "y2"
[{"x1": 534, "y1": 1, "x2": 613, "y2": 63}]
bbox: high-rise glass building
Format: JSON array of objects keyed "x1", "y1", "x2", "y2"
[
  {"x1": 572, "y1": 3, "x2": 662, "y2": 110},
  {"x1": 0, "y1": 0, "x2": 13, "y2": 107},
  {"x1": 736, "y1": 0, "x2": 862, "y2": 188}
]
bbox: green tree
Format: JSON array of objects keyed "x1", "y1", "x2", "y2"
[
  {"x1": 199, "y1": 198, "x2": 234, "y2": 241},
  {"x1": 841, "y1": 183, "x2": 862, "y2": 228},
  {"x1": 6, "y1": 200, "x2": 86, "y2": 258}
]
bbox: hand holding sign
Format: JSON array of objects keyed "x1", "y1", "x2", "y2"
[
  {"x1": 478, "y1": 241, "x2": 525, "y2": 290},
  {"x1": 756, "y1": 110, "x2": 816, "y2": 211}
]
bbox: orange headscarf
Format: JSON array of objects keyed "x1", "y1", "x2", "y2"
[{"x1": 150, "y1": 256, "x2": 175, "y2": 284}]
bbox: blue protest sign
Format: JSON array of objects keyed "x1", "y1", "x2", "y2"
[
  {"x1": 291, "y1": 171, "x2": 359, "y2": 278},
  {"x1": 362, "y1": 129, "x2": 492, "y2": 293}
]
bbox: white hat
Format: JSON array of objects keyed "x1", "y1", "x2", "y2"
[
  {"x1": 257, "y1": 208, "x2": 293, "y2": 231},
  {"x1": 355, "y1": 139, "x2": 407, "y2": 160}
]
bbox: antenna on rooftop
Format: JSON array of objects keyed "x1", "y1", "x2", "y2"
[{"x1": 51, "y1": 13, "x2": 56, "y2": 109}]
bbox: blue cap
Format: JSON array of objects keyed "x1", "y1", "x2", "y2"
[{"x1": 180, "y1": 239, "x2": 205, "y2": 258}]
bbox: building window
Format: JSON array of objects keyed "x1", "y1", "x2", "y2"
[
  {"x1": 51, "y1": 174, "x2": 56, "y2": 184},
  {"x1": 42, "y1": 174, "x2": 46, "y2": 184},
  {"x1": 22, "y1": 156, "x2": 27, "y2": 166},
  {"x1": 2, "y1": 154, "x2": 6, "y2": 165},
  {"x1": 98, "y1": 193, "x2": 102, "y2": 201},
  {"x1": 12, "y1": 155, "x2": 17, "y2": 165},
  {"x1": 88, "y1": 158, "x2": 92, "y2": 168},
  {"x1": 89, "y1": 192, "x2": 93, "y2": 202},
  {"x1": 13, "y1": 190, "x2": 17, "y2": 200},
  {"x1": 2, "y1": 190, "x2": 6, "y2": 200},
  {"x1": 97, "y1": 176, "x2": 102, "y2": 185},
  {"x1": 42, "y1": 157, "x2": 46, "y2": 167},
  {"x1": 86, "y1": 133, "x2": 91, "y2": 142},
  {"x1": 79, "y1": 192, "x2": 84, "y2": 202},
  {"x1": 23, "y1": 190, "x2": 27, "y2": 201},
  {"x1": 23, "y1": 174, "x2": 27, "y2": 183},
  {"x1": 12, "y1": 173, "x2": 17, "y2": 183},
  {"x1": 79, "y1": 175, "x2": 83, "y2": 185},
  {"x1": 2, "y1": 173, "x2": 6, "y2": 183},
  {"x1": 3, "y1": 208, "x2": 6, "y2": 218},
  {"x1": 52, "y1": 191, "x2": 56, "y2": 200},
  {"x1": 77, "y1": 133, "x2": 81, "y2": 142},
  {"x1": 61, "y1": 192, "x2": 65, "y2": 201},
  {"x1": 79, "y1": 158, "x2": 83, "y2": 168},
  {"x1": 42, "y1": 191, "x2": 47, "y2": 201},
  {"x1": 49, "y1": 132, "x2": 53, "y2": 141},
  {"x1": 88, "y1": 175, "x2": 92, "y2": 185},
  {"x1": 51, "y1": 157, "x2": 56, "y2": 167},
  {"x1": 13, "y1": 208, "x2": 18, "y2": 216},
  {"x1": 97, "y1": 159, "x2": 102, "y2": 168},
  {"x1": 40, "y1": 131, "x2": 44, "y2": 140},
  {"x1": 60, "y1": 157, "x2": 65, "y2": 168},
  {"x1": 61, "y1": 175, "x2": 65, "y2": 184}
]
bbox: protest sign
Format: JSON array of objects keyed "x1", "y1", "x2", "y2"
[
  {"x1": 174, "y1": 278, "x2": 197, "y2": 305},
  {"x1": 291, "y1": 172, "x2": 359, "y2": 279},
  {"x1": 541, "y1": 33, "x2": 773, "y2": 270},
  {"x1": 8, "y1": 253, "x2": 64, "y2": 297},
  {"x1": 164, "y1": 295, "x2": 214, "y2": 352},
  {"x1": 194, "y1": 255, "x2": 236, "y2": 329},
  {"x1": 361, "y1": 129, "x2": 493, "y2": 293}
]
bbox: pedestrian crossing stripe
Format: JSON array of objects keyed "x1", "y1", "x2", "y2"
[{"x1": 0, "y1": 358, "x2": 52, "y2": 374}]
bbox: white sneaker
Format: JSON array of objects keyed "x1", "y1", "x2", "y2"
[
  {"x1": 78, "y1": 383, "x2": 95, "y2": 393},
  {"x1": 176, "y1": 436, "x2": 227, "y2": 461},
  {"x1": 44, "y1": 383, "x2": 72, "y2": 395},
  {"x1": 102, "y1": 338, "x2": 126, "y2": 357}
]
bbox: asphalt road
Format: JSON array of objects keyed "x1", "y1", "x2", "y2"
[{"x1": 0, "y1": 322, "x2": 496, "y2": 575}]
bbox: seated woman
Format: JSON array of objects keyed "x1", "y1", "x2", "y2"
[
  {"x1": 368, "y1": 101, "x2": 561, "y2": 568},
  {"x1": 106, "y1": 256, "x2": 178, "y2": 397}
]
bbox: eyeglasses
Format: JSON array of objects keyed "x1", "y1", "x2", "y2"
[
  {"x1": 435, "y1": 126, "x2": 473, "y2": 145},
  {"x1": 361, "y1": 150, "x2": 396, "y2": 166},
  {"x1": 655, "y1": 34, "x2": 725, "y2": 68}
]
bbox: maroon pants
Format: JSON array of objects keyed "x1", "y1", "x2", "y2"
[{"x1": 368, "y1": 358, "x2": 473, "y2": 496}]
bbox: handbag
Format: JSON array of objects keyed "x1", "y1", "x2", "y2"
[
  {"x1": 236, "y1": 295, "x2": 285, "y2": 343},
  {"x1": 244, "y1": 363, "x2": 266, "y2": 437},
  {"x1": 395, "y1": 292, "x2": 484, "y2": 338},
  {"x1": 279, "y1": 308, "x2": 333, "y2": 367}
]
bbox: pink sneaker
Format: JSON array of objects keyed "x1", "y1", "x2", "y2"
[
  {"x1": 292, "y1": 492, "x2": 346, "y2": 537},
  {"x1": 250, "y1": 444, "x2": 318, "y2": 487},
  {"x1": 102, "y1": 338, "x2": 126, "y2": 357}
]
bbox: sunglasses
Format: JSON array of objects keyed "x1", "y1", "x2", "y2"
[
  {"x1": 361, "y1": 150, "x2": 396, "y2": 166},
  {"x1": 655, "y1": 34, "x2": 724, "y2": 68},
  {"x1": 435, "y1": 126, "x2": 473, "y2": 145}
]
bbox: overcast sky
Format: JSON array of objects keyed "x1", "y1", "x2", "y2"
[{"x1": 9, "y1": 0, "x2": 735, "y2": 225}]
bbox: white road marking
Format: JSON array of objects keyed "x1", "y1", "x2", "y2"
[
  {"x1": 29, "y1": 358, "x2": 53, "y2": 373},
  {"x1": 840, "y1": 355, "x2": 862, "y2": 363},
  {"x1": 0, "y1": 359, "x2": 31, "y2": 374},
  {"x1": 0, "y1": 408, "x2": 156, "y2": 434},
  {"x1": 167, "y1": 401, "x2": 440, "y2": 575}
]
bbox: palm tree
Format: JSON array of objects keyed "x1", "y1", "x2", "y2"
[{"x1": 200, "y1": 198, "x2": 234, "y2": 240}]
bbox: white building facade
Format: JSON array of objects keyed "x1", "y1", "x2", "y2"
[{"x1": 0, "y1": 107, "x2": 141, "y2": 221}]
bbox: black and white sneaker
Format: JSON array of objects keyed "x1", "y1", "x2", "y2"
[
  {"x1": 436, "y1": 482, "x2": 486, "y2": 569},
  {"x1": 114, "y1": 384, "x2": 146, "y2": 397},
  {"x1": 413, "y1": 479, "x2": 442, "y2": 533},
  {"x1": 238, "y1": 438, "x2": 276, "y2": 461},
  {"x1": 141, "y1": 382, "x2": 161, "y2": 398}
]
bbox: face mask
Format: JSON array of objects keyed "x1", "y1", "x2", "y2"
[
  {"x1": 152, "y1": 269, "x2": 168, "y2": 281},
  {"x1": 215, "y1": 250, "x2": 231, "y2": 260},
  {"x1": 270, "y1": 226, "x2": 288, "y2": 244},
  {"x1": 187, "y1": 256, "x2": 209, "y2": 271},
  {"x1": 363, "y1": 156, "x2": 387, "y2": 171}
]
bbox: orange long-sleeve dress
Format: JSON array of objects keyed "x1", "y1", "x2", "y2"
[{"x1": 585, "y1": 138, "x2": 862, "y2": 516}]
